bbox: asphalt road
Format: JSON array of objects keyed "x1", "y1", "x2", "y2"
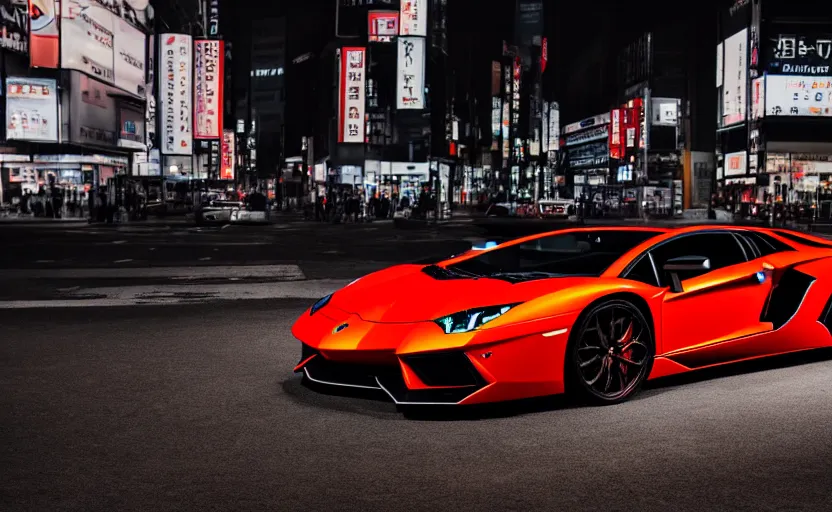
[
  {"x1": 2, "y1": 301, "x2": 831, "y2": 511},
  {"x1": 0, "y1": 220, "x2": 476, "y2": 271}
]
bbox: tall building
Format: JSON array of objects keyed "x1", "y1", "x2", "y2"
[{"x1": 250, "y1": 17, "x2": 287, "y2": 178}]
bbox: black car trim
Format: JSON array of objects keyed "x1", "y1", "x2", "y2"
[{"x1": 760, "y1": 269, "x2": 816, "y2": 330}]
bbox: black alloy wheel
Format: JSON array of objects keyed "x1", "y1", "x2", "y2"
[{"x1": 568, "y1": 299, "x2": 654, "y2": 405}]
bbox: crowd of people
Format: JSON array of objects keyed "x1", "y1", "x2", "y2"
[{"x1": 309, "y1": 188, "x2": 440, "y2": 223}]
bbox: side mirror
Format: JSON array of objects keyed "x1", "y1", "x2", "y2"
[{"x1": 663, "y1": 255, "x2": 711, "y2": 293}]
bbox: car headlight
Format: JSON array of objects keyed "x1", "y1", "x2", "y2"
[
  {"x1": 310, "y1": 294, "x2": 332, "y2": 315},
  {"x1": 434, "y1": 303, "x2": 520, "y2": 334}
]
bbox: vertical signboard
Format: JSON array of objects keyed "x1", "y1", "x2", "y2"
[
  {"x1": 146, "y1": 33, "x2": 156, "y2": 149},
  {"x1": 221, "y1": 130, "x2": 235, "y2": 180},
  {"x1": 29, "y1": 0, "x2": 58, "y2": 68},
  {"x1": 547, "y1": 101, "x2": 559, "y2": 152},
  {"x1": 159, "y1": 33, "x2": 193, "y2": 155},
  {"x1": 399, "y1": 0, "x2": 426, "y2": 37},
  {"x1": 722, "y1": 29, "x2": 748, "y2": 126},
  {"x1": 194, "y1": 39, "x2": 224, "y2": 139},
  {"x1": 502, "y1": 64, "x2": 511, "y2": 159},
  {"x1": 396, "y1": 37, "x2": 425, "y2": 110},
  {"x1": 208, "y1": 0, "x2": 220, "y2": 37},
  {"x1": 338, "y1": 47, "x2": 366, "y2": 143},
  {"x1": 751, "y1": 76, "x2": 765, "y2": 119}
]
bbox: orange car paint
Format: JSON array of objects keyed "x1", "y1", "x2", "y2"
[{"x1": 293, "y1": 225, "x2": 832, "y2": 405}]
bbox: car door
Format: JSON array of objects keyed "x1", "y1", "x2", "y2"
[{"x1": 651, "y1": 232, "x2": 775, "y2": 355}]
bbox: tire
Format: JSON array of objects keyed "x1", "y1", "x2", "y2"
[{"x1": 565, "y1": 298, "x2": 655, "y2": 405}]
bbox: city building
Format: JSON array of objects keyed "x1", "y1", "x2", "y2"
[
  {"x1": 249, "y1": 16, "x2": 286, "y2": 180},
  {"x1": 0, "y1": 0, "x2": 155, "y2": 217},
  {"x1": 717, "y1": 0, "x2": 832, "y2": 224}
]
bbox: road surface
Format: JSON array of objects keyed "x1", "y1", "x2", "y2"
[{"x1": 2, "y1": 300, "x2": 831, "y2": 511}]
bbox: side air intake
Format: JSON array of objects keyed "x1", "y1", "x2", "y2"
[
  {"x1": 820, "y1": 295, "x2": 832, "y2": 336},
  {"x1": 761, "y1": 269, "x2": 816, "y2": 330}
]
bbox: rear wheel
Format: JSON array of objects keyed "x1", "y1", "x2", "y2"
[{"x1": 566, "y1": 299, "x2": 654, "y2": 405}]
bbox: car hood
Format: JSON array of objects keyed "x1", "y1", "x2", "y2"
[{"x1": 328, "y1": 264, "x2": 598, "y2": 323}]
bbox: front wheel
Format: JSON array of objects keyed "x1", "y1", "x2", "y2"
[{"x1": 566, "y1": 299, "x2": 654, "y2": 405}]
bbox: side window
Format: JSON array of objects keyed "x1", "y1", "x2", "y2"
[
  {"x1": 650, "y1": 233, "x2": 748, "y2": 286},
  {"x1": 624, "y1": 254, "x2": 659, "y2": 287},
  {"x1": 744, "y1": 231, "x2": 797, "y2": 255}
]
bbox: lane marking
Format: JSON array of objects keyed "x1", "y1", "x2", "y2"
[{"x1": 113, "y1": 259, "x2": 133, "y2": 263}]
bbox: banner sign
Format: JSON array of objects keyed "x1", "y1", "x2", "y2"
[
  {"x1": 399, "y1": 0, "x2": 426, "y2": 37},
  {"x1": 194, "y1": 39, "x2": 224, "y2": 139},
  {"x1": 159, "y1": 33, "x2": 193, "y2": 155},
  {"x1": 338, "y1": 47, "x2": 366, "y2": 143},
  {"x1": 396, "y1": 37, "x2": 425, "y2": 109},
  {"x1": 221, "y1": 130, "x2": 235, "y2": 180}
]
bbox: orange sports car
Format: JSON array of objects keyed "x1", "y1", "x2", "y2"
[{"x1": 292, "y1": 225, "x2": 832, "y2": 406}]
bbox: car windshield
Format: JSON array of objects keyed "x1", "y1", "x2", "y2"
[{"x1": 447, "y1": 230, "x2": 663, "y2": 281}]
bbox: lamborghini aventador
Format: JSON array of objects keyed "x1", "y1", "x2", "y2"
[{"x1": 292, "y1": 225, "x2": 832, "y2": 406}]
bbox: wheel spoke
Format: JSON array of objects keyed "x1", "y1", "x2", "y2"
[
  {"x1": 586, "y1": 359, "x2": 606, "y2": 386},
  {"x1": 616, "y1": 321, "x2": 634, "y2": 345},
  {"x1": 595, "y1": 316, "x2": 609, "y2": 348},
  {"x1": 603, "y1": 358, "x2": 614, "y2": 392},
  {"x1": 618, "y1": 363, "x2": 627, "y2": 391},
  {"x1": 578, "y1": 345, "x2": 603, "y2": 352},
  {"x1": 613, "y1": 354, "x2": 645, "y2": 367},
  {"x1": 580, "y1": 354, "x2": 600, "y2": 368},
  {"x1": 621, "y1": 339, "x2": 647, "y2": 353}
]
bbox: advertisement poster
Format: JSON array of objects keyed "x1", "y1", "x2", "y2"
[
  {"x1": 159, "y1": 33, "x2": 193, "y2": 155},
  {"x1": 5, "y1": 77, "x2": 58, "y2": 141},
  {"x1": 725, "y1": 150, "x2": 747, "y2": 177},
  {"x1": 221, "y1": 130, "x2": 235, "y2": 180},
  {"x1": 114, "y1": 17, "x2": 146, "y2": 97},
  {"x1": 29, "y1": 0, "x2": 58, "y2": 68},
  {"x1": 338, "y1": 47, "x2": 366, "y2": 143},
  {"x1": 368, "y1": 11, "x2": 398, "y2": 43},
  {"x1": 765, "y1": 75, "x2": 832, "y2": 117},
  {"x1": 396, "y1": 37, "x2": 425, "y2": 109},
  {"x1": 1, "y1": 0, "x2": 28, "y2": 54},
  {"x1": 651, "y1": 98, "x2": 680, "y2": 126},
  {"x1": 399, "y1": 0, "x2": 425, "y2": 37},
  {"x1": 61, "y1": 0, "x2": 116, "y2": 84},
  {"x1": 194, "y1": 39, "x2": 224, "y2": 139},
  {"x1": 722, "y1": 29, "x2": 748, "y2": 126},
  {"x1": 765, "y1": 32, "x2": 832, "y2": 76}
]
